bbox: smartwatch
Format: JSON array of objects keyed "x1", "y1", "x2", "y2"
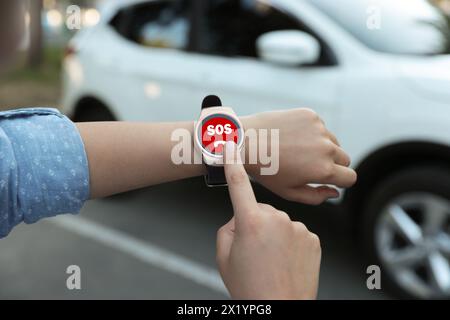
[{"x1": 194, "y1": 95, "x2": 244, "y2": 187}]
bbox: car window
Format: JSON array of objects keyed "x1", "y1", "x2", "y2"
[
  {"x1": 109, "y1": 0, "x2": 191, "y2": 50},
  {"x1": 197, "y1": 0, "x2": 334, "y2": 65},
  {"x1": 306, "y1": 0, "x2": 450, "y2": 55}
]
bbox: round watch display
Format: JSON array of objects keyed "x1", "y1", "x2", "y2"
[{"x1": 196, "y1": 113, "x2": 244, "y2": 157}]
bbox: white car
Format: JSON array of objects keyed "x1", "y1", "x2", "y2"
[{"x1": 62, "y1": 0, "x2": 450, "y2": 299}]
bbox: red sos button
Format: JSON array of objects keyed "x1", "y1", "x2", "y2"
[{"x1": 199, "y1": 114, "x2": 242, "y2": 156}]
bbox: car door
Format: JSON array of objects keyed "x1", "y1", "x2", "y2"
[
  {"x1": 190, "y1": 0, "x2": 341, "y2": 129},
  {"x1": 103, "y1": 0, "x2": 204, "y2": 122}
]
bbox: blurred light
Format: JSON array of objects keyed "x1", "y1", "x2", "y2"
[
  {"x1": 83, "y1": 8, "x2": 101, "y2": 27},
  {"x1": 47, "y1": 9, "x2": 63, "y2": 28},
  {"x1": 20, "y1": 11, "x2": 31, "y2": 51},
  {"x1": 144, "y1": 82, "x2": 161, "y2": 99},
  {"x1": 65, "y1": 57, "x2": 84, "y2": 87},
  {"x1": 25, "y1": 11, "x2": 30, "y2": 28}
]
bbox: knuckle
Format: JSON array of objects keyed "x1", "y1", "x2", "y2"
[
  {"x1": 329, "y1": 131, "x2": 337, "y2": 141},
  {"x1": 276, "y1": 210, "x2": 291, "y2": 223},
  {"x1": 243, "y1": 213, "x2": 262, "y2": 233},
  {"x1": 310, "y1": 232, "x2": 321, "y2": 250},
  {"x1": 294, "y1": 222, "x2": 308, "y2": 234},
  {"x1": 301, "y1": 108, "x2": 319, "y2": 120},
  {"x1": 247, "y1": 208, "x2": 261, "y2": 218},
  {"x1": 346, "y1": 157, "x2": 352, "y2": 167},
  {"x1": 342, "y1": 153, "x2": 351, "y2": 167},
  {"x1": 258, "y1": 203, "x2": 275, "y2": 212},
  {"x1": 217, "y1": 225, "x2": 227, "y2": 236},
  {"x1": 320, "y1": 163, "x2": 334, "y2": 180},
  {"x1": 323, "y1": 140, "x2": 336, "y2": 156}
]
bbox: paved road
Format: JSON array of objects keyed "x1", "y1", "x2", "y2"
[{"x1": 0, "y1": 178, "x2": 390, "y2": 299}]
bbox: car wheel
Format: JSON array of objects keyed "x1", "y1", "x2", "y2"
[
  {"x1": 72, "y1": 100, "x2": 116, "y2": 122},
  {"x1": 362, "y1": 166, "x2": 450, "y2": 299}
]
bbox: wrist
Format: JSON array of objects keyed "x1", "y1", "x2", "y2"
[
  {"x1": 191, "y1": 113, "x2": 262, "y2": 178},
  {"x1": 174, "y1": 120, "x2": 206, "y2": 178}
]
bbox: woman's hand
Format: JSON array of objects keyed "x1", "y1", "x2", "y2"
[
  {"x1": 217, "y1": 142, "x2": 321, "y2": 300},
  {"x1": 242, "y1": 108, "x2": 357, "y2": 205}
]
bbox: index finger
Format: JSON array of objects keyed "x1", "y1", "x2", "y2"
[{"x1": 224, "y1": 141, "x2": 259, "y2": 222}]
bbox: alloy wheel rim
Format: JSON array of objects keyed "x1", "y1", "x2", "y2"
[{"x1": 375, "y1": 192, "x2": 450, "y2": 298}]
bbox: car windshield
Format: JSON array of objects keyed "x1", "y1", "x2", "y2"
[{"x1": 305, "y1": 0, "x2": 450, "y2": 55}]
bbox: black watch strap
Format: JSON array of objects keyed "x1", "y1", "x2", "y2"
[{"x1": 202, "y1": 95, "x2": 227, "y2": 187}]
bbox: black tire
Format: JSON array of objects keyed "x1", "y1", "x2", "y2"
[
  {"x1": 361, "y1": 166, "x2": 450, "y2": 299},
  {"x1": 72, "y1": 100, "x2": 116, "y2": 122}
]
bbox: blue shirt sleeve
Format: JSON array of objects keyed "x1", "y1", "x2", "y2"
[{"x1": 0, "y1": 108, "x2": 90, "y2": 238}]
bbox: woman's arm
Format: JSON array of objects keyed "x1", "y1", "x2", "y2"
[
  {"x1": 76, "y1": 121, "x2": 203, "y2": 199},
  {"x1": 0, "y1": 107, "x2": 355, "y2": 238},
  {"x1": 78, "y1": 108, "x2": 356, "y2": 202}
]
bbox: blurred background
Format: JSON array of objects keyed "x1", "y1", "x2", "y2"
[
  {"x1": 0, "y1": 0, "x2": 102, "y2": 108},
  {"x1": 1, "y1": 0, "x2": 450, "y2": 300}
]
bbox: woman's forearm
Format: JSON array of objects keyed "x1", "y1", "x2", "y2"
[
  {"x1": 76, "y1": 121, "x2": 205, "y2": 199},
  {"x1": 76, "y1": 109, "x2": 356, "y2": 204}
]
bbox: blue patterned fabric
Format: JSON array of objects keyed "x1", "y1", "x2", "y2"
[{"x1": 0, "y1": 108, "x2": 89, "y2": 238}]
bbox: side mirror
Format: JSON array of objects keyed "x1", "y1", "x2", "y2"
[{"x1": 256, "y1": 30, "x2": 321, "y2": 66}]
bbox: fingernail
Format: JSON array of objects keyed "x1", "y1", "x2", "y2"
[{"x1": 331, "y1": 190, "x2": 340, "y2": 198}]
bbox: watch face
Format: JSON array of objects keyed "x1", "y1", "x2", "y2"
[{"x1": 198, "y1": 113, "x2": 243, "y2": 157}]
